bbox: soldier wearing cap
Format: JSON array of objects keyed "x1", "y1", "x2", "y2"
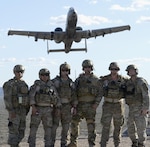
[
  {"x1": 125, "y1": 64, "x2": 150, "y2": 147},
  {"x1": 3, "y1": 64, "x2": 29, "y2": 147},
  {"x1": 50, "y1": 62, "x2": 76, "y2": 147},
  {"x1": 99, "y1": 62, "x2": 126, "y2": 147},
  {"x1": 68, "y1": 59, "x2": 102, "y2": 147},
  {"x1": 28, "y1": 68, "x2": 61, "y2": 147}
]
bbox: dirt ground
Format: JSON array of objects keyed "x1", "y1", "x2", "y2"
[{"x1": 0, "y1": 98, "x2": 150, "y2": 147}]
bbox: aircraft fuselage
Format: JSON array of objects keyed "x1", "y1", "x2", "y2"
[{"x1": 64, "y1": 7, "x2": 77, "y2": 53}]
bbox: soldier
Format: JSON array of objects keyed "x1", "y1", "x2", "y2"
[
  {"x1": 68, "y1": 59, "x2": 102, "y2": 147},
  {"x1": 99, "y1": 62, "x2": 126, "y2": 147},
  {"x1": 125, "y1": 65, "x2": 150, "y2": 147},
  {"x1": 51, "y1": 62, "x2": 76, "y2": 147},
  {"x1": 28, "y1": 68, "x2": 61, "y2": 147},
  {"x1": 3, "y1": 64, "x2": 29, "y2": 147}
]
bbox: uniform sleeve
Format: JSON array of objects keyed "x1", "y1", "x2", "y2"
[
  {"x1": 3, "y1": 81, "x2": 14, "y2": 112},
  {"x1": 70, "y1": 81, "x2": 78, "y2": 106},
  {"x1": 73, "y1": 77, "x2": 80, "y2": 105},
  {"x1": 29, "y1": 82, "x2": 40, "y2": 105},
  {"x1": 51, "y1": 84, "x2": 61, "y2": 107},
  {"x1": 52, "y1": 77, "x2": 61, "y2": 98},
  {"x1": 139, "y1": 79, "x2": 150, "y2": 110},
  {"x1": 95, "y1": 79, "x2": 103, "y2": 105}
]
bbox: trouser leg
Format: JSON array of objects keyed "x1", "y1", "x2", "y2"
[
  {"x1": 51, "y1": 124, "x2": 58, "y2": 145},
  {"x1": 61, "y1": 123, "x2": 69, "y2": 145},
  {"x1": 44, "y1": 127, "x2": 52, "y2": 147},
  {"x1": 87, "y1": 122, "x2": 96, "y2": 146},
  {"x1": 28, "y1": 127, "x2": 38, "y2": 147},
  {"x1": 135, "y1": 114, "x2": 147, "y2": 147},
  {"x1": 100, "y1": 102, "x2": 113, "y2": 147},
  {"x1": 100, "y1": 125, "x2": 110, "y2": 147},
  {"x1": 8, "y1": 120, "x2": 19, "y2": 146},
  {"x1": 70, "y1": 120, "x2": 79, "y2": 144}
]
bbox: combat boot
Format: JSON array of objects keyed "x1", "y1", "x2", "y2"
[
  {"x1": 89, "y1": 141, "x2": 95, "y2": 147},
  {"x1": 114, "y1": 143, "x2": 120, "y2": 147},
  {"x1": 61, "y1": 143, "x2": 67, "y2": 147},
  {"x1": 138, "y1": 142, "x2": 145, "y2": 147},
  {"x1": 100, "y1": 142, "x2": 106, "y2": 147},
  {"x1": 131, "y1": 139, "x2": 138, "y2": 147},
  {"x1": 89, "y1": 143, "x2": 95, "y2": 147},
  {"x1": 10, "y1": 145, "x2": 19, "y2": 147},
  {"x1": 67, "y1": 142, "x2": 77, "y2": 147}
]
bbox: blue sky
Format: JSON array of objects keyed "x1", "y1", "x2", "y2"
[{"x1": 0, "y1": 0, "x2": 150, "y2": 86}]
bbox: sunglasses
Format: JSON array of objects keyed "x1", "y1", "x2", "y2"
[
  {"x1": 62, "y1": 69, "x2": 69, "y2": 72},
  {"x1": 110, "y1": 68, "x2": 119, "y2": 71},
  {"x1": 84, "y1": 66, "x2": 91, "y2": 68},
  {"x1": 40, "y1": 73, "x2": 49, "y2": 76},
  {"x1": 16, "y1": 70, "x2": 24, "y2": 73}
]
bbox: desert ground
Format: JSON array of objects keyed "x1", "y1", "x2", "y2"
[{"x1": 0, "y1": 98, "x2": 150, "y2": 147}]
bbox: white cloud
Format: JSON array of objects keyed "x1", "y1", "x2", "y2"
[
  {"x1": 50, "y1": 14, "x2": 110, "y2": 26},
  {"x1": 0, "y1": 58, "x2": 16, "y2": 63},
  {"x1": 110, "y1": 4, "x2": 136, "y2": 12},
  {"x1": 50, "y1": 15, "x2": 66, "y2": 25},
  {"x1": 136, "y1": 16, "x2": 150, "y2": 23},
  {"x1": 0, "y1": 57, "x2": 59, "y2": 68},
  {"x1": 111, "y1": 0, "x2": 150, "y2": 12},
  {"x1": 132, "y1": 0, "x2": 150, "y2": 9},
  {"x1": 63, "y1": 6, "x2": 71, "y2": 10},
  {"x1": 89, "y1": 0, "x2": 98, "y2": 4},
  {"x1": 78, "y1": 15, "x2": 110, "y2": 26},
  {"x1": 118, "y1": 57, "x2": 150, "y2": 64},
  {"x1": 0, "y1": 45, "x2": 6, "y2": 49}
]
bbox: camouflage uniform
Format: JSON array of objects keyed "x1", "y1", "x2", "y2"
[
  {"x1": 51, "y1": 63, "x2": 76, "y2": 147},
  {"x1": 3, "y1": 65, "x2": 29, "y2": 147},
  {"x1": 100, "y1": 62, "x2": 126, "y2": 147},
  {"x1": 125, "y1": 65, "x2": 150, "y2": 147},
  {"x1": 28, "y1": 68, "x2": 61, "y2": 147},
  {"x1": 68, "y1": 60, "x2": 102, "y2": 147}
]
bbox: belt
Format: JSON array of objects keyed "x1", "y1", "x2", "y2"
[
  {"x1": 104, "y1": 97, "x2": 122, "y2": 103},
  {"x1": 36, "y1": 103, "x2": 53, "y2": 107}
]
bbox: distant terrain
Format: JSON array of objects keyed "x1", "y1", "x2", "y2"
[{"x1": 0, "y1": 87, "x2": 3, "y2": 98}]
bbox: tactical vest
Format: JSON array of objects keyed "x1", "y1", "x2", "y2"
[
  {"x1": 53, "y1": 76, "x2": 74, "y2": 103},
  {"x1": 102, "y1": 75, "x2": 125, "y2": 99},
  {"x1": 125, "y1": 78, "x2": 143, "y2": 105},
  {"x1": 76, "y1": 74, "x2": 99, "y2": 102},
  {"x1": 35, "y1": 80, "x2": 57, "y2": 106},
  {"x1": 3, "y1": 78, "x2": 29, "y2": 108}
]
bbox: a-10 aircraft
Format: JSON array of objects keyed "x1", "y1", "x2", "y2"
[{"x1": 8, "y1": 7, "x2": 130, "y2": 53}]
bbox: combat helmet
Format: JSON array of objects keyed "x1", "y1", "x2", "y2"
[
  {"x1": 39, "y1": 68, "x2": 50, "y2": 76},
  {"x1": 13, "y1": 64, "x2": 25, "y2": 73},
  {"x1": 60, "y1": 62, "x2": 70, "y2": 74},
  {"x1": 82, "y1": 59, "x2": 94, "y2": 70},
  {"x1": 108, "y1": 62, "x2": 120, "y2": 71},
  {"x1": 125, "y1": 64, "x2": 138, "y2": 74}
]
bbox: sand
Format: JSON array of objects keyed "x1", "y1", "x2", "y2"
[{"x1": 0, "y1": 98, "x2": 150, "y2": 147}]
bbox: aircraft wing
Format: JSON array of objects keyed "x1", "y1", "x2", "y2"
[
  {"x1": 8, "y1": 30, "x2": 65, "y2": 41},
  {"x1": 80, "y1": 25, "x2": 131, "y2": 39}
]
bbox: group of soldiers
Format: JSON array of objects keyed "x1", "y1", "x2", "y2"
[{"x1": 3, "y1": 59, "x2": 150, "y2": 147}]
